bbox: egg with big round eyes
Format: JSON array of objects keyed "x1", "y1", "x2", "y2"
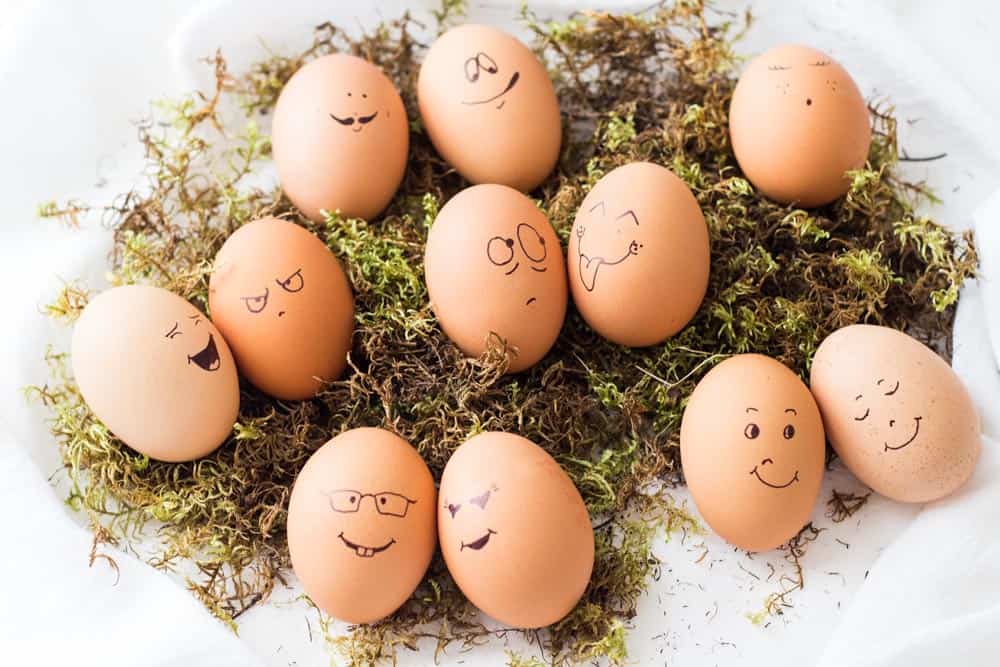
[
  {"x1": 729, "y1": 44, "x2": 871, "y2": 207},
  {"x1": 568, "y1": 161, "x2": 710, "y2": 347},
  {"x1": 810, "y1": 324, "x2": 981, "y2": 503},
  {"x1": 208, "y1": 217, "x2": 354, "y2": 400},
  {"x1": 71, "y1": 284, "x2": 240, "y2": 462},
  {"x1": 424, "y1": 184, "x2": 567, "y2": 373},
  {"x1": 438, "y1": 431, "x2": 594, "y2": 628},
  {"x1": 680, "y1": 354, "x2": 825, "y2": 552},
  {"x1": 272, "y1": 53, "x2": 409, "y2": 221},
  {"x1": 287, "y1": 427, "x2": 437, "y2": 624},
  {"x1": 418, "y1": 24, "x2": 562, "y2": 192}
]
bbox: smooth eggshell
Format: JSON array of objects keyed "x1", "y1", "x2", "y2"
[
  {"x1": 209, "y1": 217, "x2": 354, "y2": 400},
  {"x1": 438, "y1": 431, "x2": 593, "y2": 628},
  {"x1": 287, "y1": 428, "x2": 437, "y2": 624},
  {"x1": 729, "y1": 44, "x2": 871, "y2": 207},
  {"x1": 273, "y1": 53, "x2": 409, "y2": 221},
  {"x1": 72, "y1": 285, "x2": 239, "y2": 462},
  {"x1": 680, "y1": 354, "x2": 825, "y2": 552},
  {"x1": 418, "y1": 24, "x2": 561, "y2": 192},
  {"x1": 424, "y1": 184, "x2": 567, "y2": 373},
  {"x1": 567, "y1": 162, "x2": 710, "y2": 346},
  {"x1": 810, "y1": 324, "x2": 981, "y2": 503}
]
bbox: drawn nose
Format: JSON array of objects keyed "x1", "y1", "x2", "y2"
[
  {"x1": 889, "y1": 419, "x2": 896, "y2": 427},
  {"x1": 761, "y1": 458, "x2": 773, "y2": 466},
  {"x1": 278, "y1": 310, "x2": 286, "y2": 317},
  {"x1": 806, "y1": 98, "x2": 813, "y2": 106}
]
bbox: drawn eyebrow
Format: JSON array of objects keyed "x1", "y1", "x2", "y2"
[
  {"x1": 188, "y1": 314, "x2": 201, "y2": 326},
  {"x1": 746, "y1": 407, "x2": 758, "y2": 413},
  {"x1": 615, "y1": 210, "x2": 639, "y2": 226},
  {"x1": 768, "y1": 65, "x2": 791, "y2": 71},
  {"x1": 589, "y1": 201, "x2": 606, "y2": 215},
  {"x1": 784, "y1": 408, "x2": 797, "y2": 415},
  {"x1": 165, "y1": 322, "x2": 181, "y2": 339},
  {"x1": 876, "y1": 378, "x2": 885, "y2": 385},
  {"x1": 809, "y1": 60, "x2": 831, "y2": 67},
  {"x1": 854, "y1": 394, "x2": 863, "y2": 401}
]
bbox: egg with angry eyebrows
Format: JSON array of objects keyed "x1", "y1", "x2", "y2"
[
  {"x1": 680, "y1": 354, "x2": 825, "y2": 552},
  {"x1": 424, "y1": 184, "x2": 567, "y2": 373}
]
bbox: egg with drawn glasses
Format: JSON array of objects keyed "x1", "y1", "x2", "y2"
[
  {"x1": 209, "y1": 217, "x2": 354, "y2": 400},
  {"x1": 568, "y1": 161, "x2": 710, "y2": 347},
  {"x1": 810, "y1": 324, "x2": 981, "y2": 503},
  {"x1": 424, "y1": 184, "x2": 567, "y2": 373},
  {"x1": 418, "y1": 24, "x2": 561, "y2": 192},
  {"x1": 71, "y1": 284, "x2": 239, "y2": 462},
  {"x1": 272, "y1": 53, "x2": 409, "y2": 221},
  {"x1": 729, "y1": 44, "x2": 871, "y2": 207},
  {"x1": 287, "y1": 428, "x2": 437, "y2": 624},
  {"x1": 438, "y1": 431, "x2": 594, "y2": 628},
  {"x1": 680, "y1": 354, "x2": 825, "y2": 552}
]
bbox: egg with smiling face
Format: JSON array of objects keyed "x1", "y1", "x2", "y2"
[
  {"x1": 438, "y1": 431, "x2": 594, "y2": 628},
  {"x1": 272, "y1": 53, "x2": 409, "y2": 221},
  {"x1": 729, "y1": 44, "x2": 871, "y2": 207},
  {"x1": 424, "y1": 184, "x2": 567, "y2": 373},
  {"x1": 681, "y1": 354, "x2": 825, "y2": 552},
  {"x1": 209, "y1": 217, "x2": 354, "y2": 400},
  {"x1": 418, "y1": 24, "x2": 562, "y2": 192},
  {"x1": 811, "y1": 325, "x2": 981, "y2": 503},
  {"x1": 72, "y1": 285, "x2": 239, "y2": 462}
]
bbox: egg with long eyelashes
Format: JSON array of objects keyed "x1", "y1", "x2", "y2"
[
  {"x1": 209, "y1": 217, "x2": 354, "y2": 400},
  {"x1": 418, "y1": 24, "x2": 562, "y2": 192},
  {"x1": 680, "y1": 354, "x2": 825, "y2": 552},
  {"x1": 71, "y1": 284, "x2": 239, "y2": 462},
  {"x1": 424, "y1": 184, "x2": 567, "y2": 373},
  {"x1": 810, "y1": 325, "x2": 981, "y2": 502},
  {"x1": 287, "y1": 428, "x2": 437, "y2": 624},
  {"x1": 272, "y1": 53, "x2": 409, "y2": 221},
  {"x1": 438, "y1": 431, "x2": 594, "y2": 628}
]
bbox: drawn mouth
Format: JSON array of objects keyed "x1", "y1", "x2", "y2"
[
  {"x1": 750, "y1": 467, "x2": 799, "y2": 489},
  {"x1": 578, "y1": 254, "x2": 604, "y2": 292},
  {"x1": 462, "y1": 71, "x2": 520, "y2": 106},
  {"x1": 187, "y1": 333, "x2": 221, "y2": 372},
  {"x1": 461, "y1": 529, "x2": 497, "y2": 551},
  {"x1": 884, "y1": 417, "x2": 922, "y2": 452},
  {"x1": 330, "y1": 111, "x2": 378, "y2": 132},
  {"x1": 337, "y1": 532, "x2": 396, "y2": 558}
]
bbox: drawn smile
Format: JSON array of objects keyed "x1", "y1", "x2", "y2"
[
  {"x1": 329, "y1": 111, "x2": 379, "y2": 132},
  {"x1": 750, "y1": 466, "x2": 799, "y2": 489},
  {"x1": 337, "y1": 532, "x2": 396, "y2": 558},
  {"x1": 884, "y1": 417, "x2": 922, "y2": 452},
  {"x1": 462, "y1": 71, "x2": 520, "y2": 107},
  {"x1": 187, "y1": 333, "x2": 221, "y2": 372},
  {"x1": 461, "y1": 529, "x2": 497, "y2": 551}
]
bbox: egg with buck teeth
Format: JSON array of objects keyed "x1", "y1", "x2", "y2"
[
  {"x1": 208, "y1": 217, "x2": 354, "y2": 400},
  {"x1": 810, "y1": 324, "x2": 981, "y2": 503},
  {"x1": 287, "y1": 428, "x2": 437, "y2": 624},
  {"x1": 418, "y1": 24, "x2": 562, "y2": 192},
  {"x1": 71, "y1": 284, "x2": 239, "y2": 462},
  {"x1": 729, "y1": 44, "x2": 872, "y2": 207},
  {"x1": 272, "y1": 53, "x2": 408, "y2": 221},
  {"x1": 438, "y1": 431, "x2": 594, "y2": 628},
  {"x1": 568, "y1": 161, "x2": 710, "y2": 347},
  {"x1": 424, "y1": 184, "x2": 567, "y2": 373},
  {"x1": 680, "y1": 354, "x2": 825, "y2": 552}
]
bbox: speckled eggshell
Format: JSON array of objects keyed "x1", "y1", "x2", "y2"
[
  {"x1": 424, "y1": 184, "x2": 567, "y2": 373},
  {"x1": 71, "y1": 285, "x2": 239, "y2": 462},
  {"x1": 272, "y1": 53, "x2": 409, "y2": 221},
  {"x1": 438, "y1": 431, "x2": 594, "y2": 628},
  {"x1": 680, "y1": 354, "x2": 825, "y2": 552},
  {"x1": 810, "y1": 324, "x2": 981, "y2": 503},
  {"x1": 567, "y1": 162, "x2": 710, "y2": 347},
  {"x1": 729, "y1": 44, "x2": 871, "y2": 207},
  {"x1": 287, "y1": 428, "x2": 437, "y2": 624},
  {"x1": 418, "y1": 24, "x2": 561, "y2": 192},
  {"x1": 209, "y1": 217, "x2": 354, "y2": 400}
]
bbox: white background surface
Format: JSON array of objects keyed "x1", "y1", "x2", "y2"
[{"x1": 1, "y1": 2, "x2": 999, "y2": 666}]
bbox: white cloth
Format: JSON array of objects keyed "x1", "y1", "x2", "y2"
[{"x1": 1, "y1": 1, "x2": 999, "y2": 665}]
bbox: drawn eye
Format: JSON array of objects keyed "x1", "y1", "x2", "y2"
[
  {"x1": 374, "y1": 492, "x2": 413, "y2": 518},
  {"x1": 854, "y1": 409, "x2": 870, "y2": 422},
  {"x1": 446, "y1": 502, "x2": 461, "y2": 518},
  {"x1": 783, "y1": 424, "x2": 796, "y2": 439},
  {"x1": 241, "y1": 288, "x2": 269, "y2": 314},
  {"x1": 464, "y1": 56, "x2": 479, "y2": 82},
  {"x1": 276, "y1": 268, "x2": 304, "y2": 293},
  {"x1": 470, "y1": 489, "x2": 491, "y2": 509},
  {"x1": 884, "y1": 380, "x2": 900, "y2": 396},
  {"x1": 516, "y1": 223, "x2": 547, "y2": 263},
  {"x1": 487, "y1": 236, "x2": 515, "y2": 266},
  {"x1": 744, "y1": 423, "x2": 760, "y2": 439},
  {"x1": 327, "y1": 489, "x2": 362, "y2": 513},
  {"x1": 477, "y1": 52, "x2": 498, "y2": 74},
  {"x1": 165, "y1": 322, "x2": 181, "y2": 339}
]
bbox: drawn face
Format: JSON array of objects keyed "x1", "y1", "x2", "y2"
[
  {"x1": 237, "y1": 267, "x2": 305, "y2": 319},
  {"x1": 164, "y1": 312, "x2": 223, "y2": 373},
  {"x1": 763, "y1": 55, "x2": 841, "y2": 109},
  {"x1": 324, "y1": 488, "x2": 417, "y2": 558},
  {"x1": 461, "y1": 50, "x2": 520, "y2": 110},
  {"x1": 328, "y1": 88, "x2": 382, "y2": 134},
  {"x1": 573, "y1": 200, "x2": 643, "y2": 292},
  {"x1": 742, "y1": 406, "x2": 804, "y2": 489},
  {"x1": 486, "y1": 222, "x2": 549, "y2": 305},
  {"x1": 442, "y1": 483, "x2": 500, "y2": 552},
  {"x1": 850, "y1": 378, "x2": 923, "y2": 453}
]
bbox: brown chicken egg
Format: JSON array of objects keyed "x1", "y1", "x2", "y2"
[
  {"x1": 71, "y1": 284, "x2": 239, "y2": 462},
  {"x1": 729, "y1": 44, "x2": 871, "y2": 207},
  {"x1": 680, "y1": 354, "x2": 825, "y2": 552},
  {"x1": 272, "y1": 53, "x2": 409, "y2": 221},
  {"x1": 811, "y1": 325, "x2": 981, "y2": 503},
  {"x1": 287, "y1": 428, "x2": 437, "y2": 624},
  {"x1": 438, "y1": 431, "x2": 593, "y2": 628},
  {"x1": 424, "y1": 184, "x2": 567, "y2": 372},
  {"x1": 567, "y1": 162, "x2": 710, "y2": 346},
  {"x1": 418, "y1": 24, "x2": 561, "y2": 192},
  {"x1": 209, "y1": 217, "x2": 354, "y2": 400}
]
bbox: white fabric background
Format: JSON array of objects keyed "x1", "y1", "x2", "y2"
[{"x1": 1, "y1": 1, "x2": 998, "y2": 665}]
